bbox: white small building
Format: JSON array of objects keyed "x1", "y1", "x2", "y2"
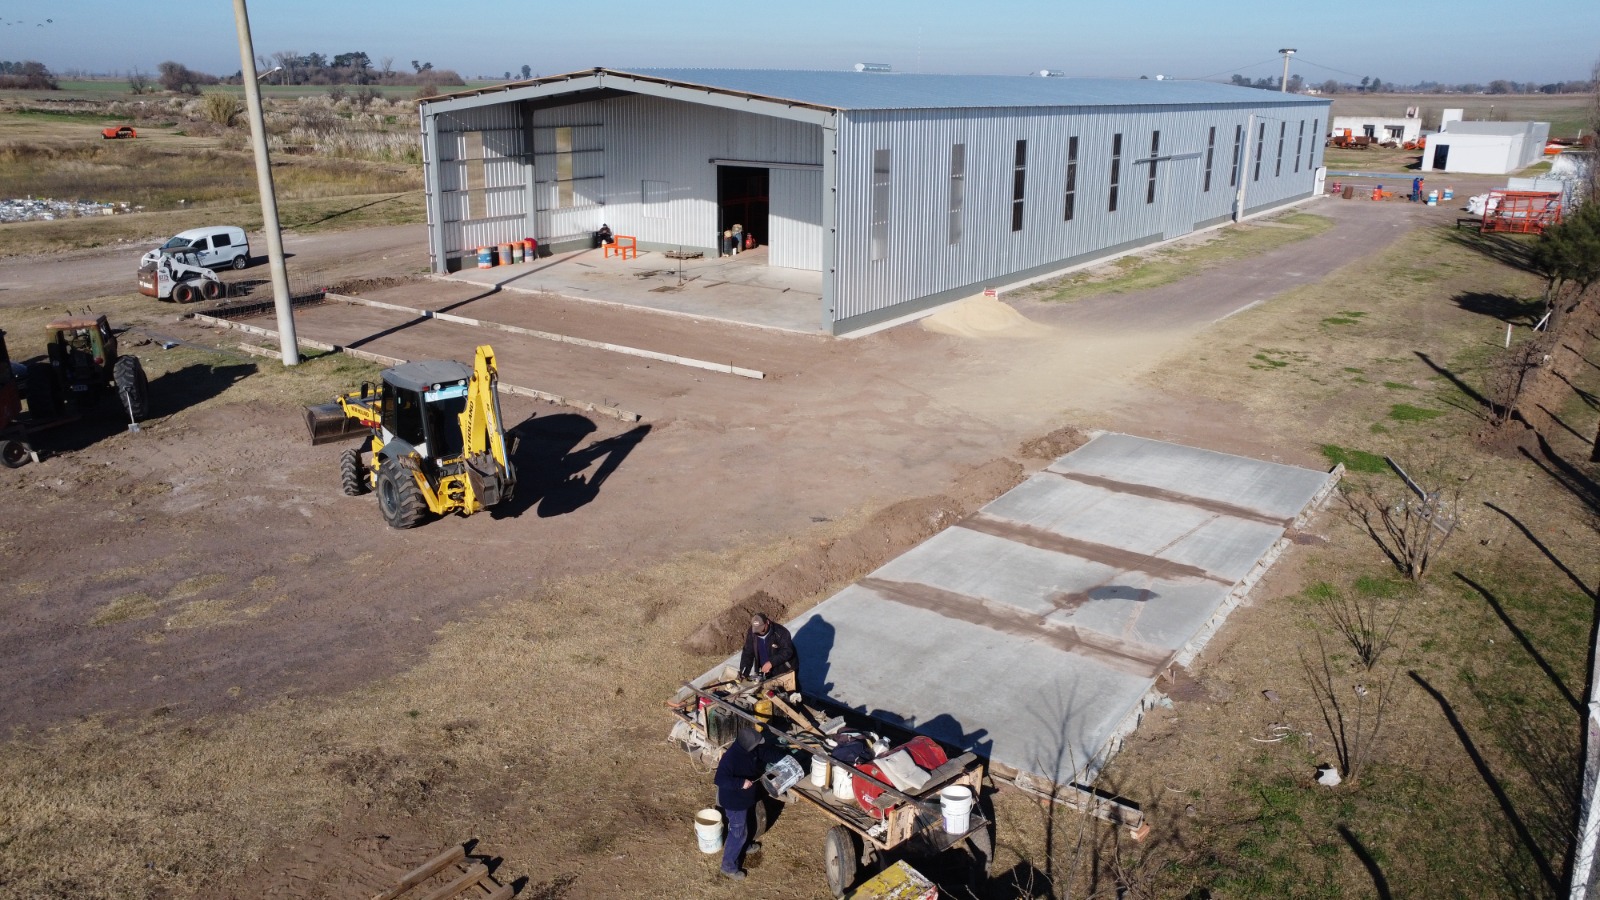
[
  {"x1": 1330, "y1": 115, "x2": 1421, "y2": 144},
  {"x1": 1422, "y1": 121, "x2": 1550, "y2": 175}
]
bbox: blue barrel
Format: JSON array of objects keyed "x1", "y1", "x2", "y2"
[{"x1": 476, "y1": 246, "x2": 493, "y2": 269}]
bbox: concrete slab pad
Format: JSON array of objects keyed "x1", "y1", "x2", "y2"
[
  {"x1": 708, "y1": 433, "x2": 1336, "y2": 788},
  {"x1": 447, "y1": 246, "x2": 824, "y2": 334}
]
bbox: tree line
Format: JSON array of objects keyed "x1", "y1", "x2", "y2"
[
  {"x1": 1230, "y1": 72, "x2": 1595, "y2": 95},
  {"x1": 246, "y1": 51, "x2": 464, "y2": 88}
]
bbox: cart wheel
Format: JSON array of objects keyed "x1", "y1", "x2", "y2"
[
  {"x1": 750, "y1": 797, "x2": 769, "y2": 840},
  {"x1": 1, "y1": 439, "x2": 29, "y2": 469},
  {"x1": 824, "y1": 825, "x2": 859, "y2": 898}
]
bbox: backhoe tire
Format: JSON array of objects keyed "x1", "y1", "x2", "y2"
[
  {"x1": 201, "y1": 279, "x2": 224, "y2": 301},
  {"x1": 24, "y1": 364, "x2": 59, "y2": 420},
  {"x1": 340, "y1": 448, "x2": 369, "y2": 496},
  {"x1": 1, "y1": 440, "x2": 29, "y2": 469},
  {"x1": 376, "y1": 458, "x2": 428, "y2": 529},
  {"x1": 114, "y1": 356, "x2": 149, "y2": 421},
  {"x1": 172, "y1": 283, "x2": 197, "y2": 304}
]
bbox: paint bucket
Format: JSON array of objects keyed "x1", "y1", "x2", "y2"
[
  {"x1": 1443, "y1": 187, "x2": 1454, "y2": 201},
  {"x1": 510, "y1": 242, "x2": 524, "y2": 264},
  {"x1": 1427, "y1": 190, "x2": 1439, "y2": 206},
  {"x1": 810, "y1": 755, "x2": 830, "y2": 789},
  {"x1": 940, "y1": 785, "x2": 974, "y2": 834},
  {"x1": 476, "y1": 246, "x2": 492, "y2": 269},
  {"x1": 524, "y1": 237, "x2": 538, "y2": 259},
  {"x1": 831, "y1": 765, "x2": 854, "y2": 800},
  {"x1": 694, "y1": 808, "x2": 724, "y2": 854}
]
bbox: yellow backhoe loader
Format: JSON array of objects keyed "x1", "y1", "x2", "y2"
[{"x1": 304, "y1": 345, "x2": 516, "y2": 528}]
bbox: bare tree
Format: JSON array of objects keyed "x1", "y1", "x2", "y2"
[
  {"x1": 1310, "y1": 582, "x2": 1405, "y2": 671},
  {"x1": 128, "y1": 68, "x2": 151, "y2": 95},
  {"x1": 1301, "y1": 633, "x2": 1407, "y2": 782},
  {"x1": 1484, "y1": 335, "x2": 1553, "y2": 430},
  {"x1": 1342, "y1": 454, "x2": 1470, "y2": 582}
]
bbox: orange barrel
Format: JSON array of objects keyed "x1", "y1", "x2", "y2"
[
  {"x1": 511, "y1": 242, "x2": 524, "y2": 263},
  {"x1": 476, "y1": 246, "x2": 492, "y2": 269},
  {"x1": 524, "y1": 237, "x2": 537, "y2": 259},
  {"x1": 497, "y1": 243, "x2": 513, "y2": 266}
]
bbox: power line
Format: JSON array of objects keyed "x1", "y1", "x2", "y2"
[
  {"x1": 1183, "y1": 56, "x2": 1284, "y2": 82},
  {"x1": 1294, "y1": 57, "x2": 1373, "y2": 81}
]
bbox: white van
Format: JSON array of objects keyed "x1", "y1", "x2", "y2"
[{"x1": 140, "y1": 226, "x2": 250, "y2": 270}]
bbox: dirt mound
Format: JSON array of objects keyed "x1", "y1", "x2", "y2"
[
  {"x1": 328, "y1": 274, "x2": 426, "y2": 296},
  {"x1": 921, "y1": 294, "x2": 1054, "y2": 339},
  {"x1": 683, "y1": 457, "x2": 1026, "y2": 656},
  {"x1": 1018, "y1": 425, "x2": 1092, "y2": 461}
]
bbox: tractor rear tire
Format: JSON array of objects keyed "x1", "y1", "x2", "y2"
[
  {"x1": 24, "y1": 364, "x2": 59, "y2": 420},
  {"x1": 1, "y1": 440, "x2": 29, "y2": 469},
  {"x1": 376, "y1": 458, "x2": 428, "y2": 529},
  {"x1": 201, "y1": 279, "x2": 224, "y2": 301},
  {"x1": 172, "y1": 283, "x2": 197, "y2": 304},
  {"x1": 114, "y1": 356, "x2": 149, "y2": 421},
  {"x1": 340, "y1": 448, "x2": 369, "y2": 496}
]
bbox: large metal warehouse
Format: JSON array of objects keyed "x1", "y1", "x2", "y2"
[{"x1": 419, "y1": 68, "x2": 1330, "y2": 334}]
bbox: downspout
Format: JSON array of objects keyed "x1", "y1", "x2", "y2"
[
  {"x1": 1234, "y1": 113, "x2": 1255, "y2": 223},
  {"x1": 821, "y1": 114, "x2": 839, "y2": 334}
]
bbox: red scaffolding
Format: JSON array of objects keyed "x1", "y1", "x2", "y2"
[{"x1": 1481, "y1": 190, "x2": 1564, "y2": 235}]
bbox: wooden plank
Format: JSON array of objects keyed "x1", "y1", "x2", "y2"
[
  {"x1": 415, "y1": 862, "x2": 488, "y2": 900},
  {"x1": 369, "y1": 843, "x2": 467, "y2": 900}
]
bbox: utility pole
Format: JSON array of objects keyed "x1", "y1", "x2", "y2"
[
  {"x1": 231, "y1": 0, "x2": 299, "y2": 365},
  {"x1": 1278, "y1": 48, "x2": 1296, "y2": 93}
]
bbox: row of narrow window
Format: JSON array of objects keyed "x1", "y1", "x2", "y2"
[{"x1": 871, "y1": 117, "x2": 1320, "y2": 259}]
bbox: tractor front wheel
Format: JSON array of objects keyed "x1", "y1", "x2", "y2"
[
  {"x1": 1, "y1": 439, "x2": 29, "y2": 469},
  {"x1": 376, "y1": 459, "x2": 428, "y2": 529},
  {"x1": 114, "y1": 356, "x2": 149, "y2": 421},
  {"x1": 340, "y1": 448, "x2": 370, "y2": 496}
]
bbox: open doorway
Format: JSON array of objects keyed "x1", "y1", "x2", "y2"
[{"x1": 717, "y1": 165, "x2": 769, "y2": 251}]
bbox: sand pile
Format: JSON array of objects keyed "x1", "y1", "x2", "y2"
[{"x1": 922, "y1": 294, "x2": 1054, "y2": 339}]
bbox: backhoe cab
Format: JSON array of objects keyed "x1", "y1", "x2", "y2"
[{"x1": 304, "y1": 345, "x2": 516, "y2": 529}]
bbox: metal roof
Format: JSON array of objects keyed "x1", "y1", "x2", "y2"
[
  {"x1": 384, "y1": 359, "x2": 470, "y2": 393},
  {"x1": 428, "y1": 67, "x2": 1328, "y2": 113}
]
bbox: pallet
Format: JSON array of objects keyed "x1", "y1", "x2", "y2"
[{"x1": 371, "y1": 841, "x2": 516, "y2": 900}]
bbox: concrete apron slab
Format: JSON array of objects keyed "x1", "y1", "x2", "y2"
[
  {"x1": 445, "y1": 246, "x2": 825, "y2": 335},
  {"x1": 698, "y1": 433, "x2": 1339, "y2": 790}
]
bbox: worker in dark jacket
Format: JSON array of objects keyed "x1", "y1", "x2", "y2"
[
  {"x1": 715, "y1": 726, "x2": 769, "y2": 880},
  {"x1": 739, "y1": 613, "x2": 797, "y2": 690}
]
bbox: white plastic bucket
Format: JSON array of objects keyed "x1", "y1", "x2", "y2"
[
  {"x1": 811, "y1": 755, "x2": 830, "y2": 788},
  {"x1": 1443, "y1": 187, "x2": 1454, "y2": 201},
  {"x1": 940, "y1": 785, "x2": 975, "y2": 834},
  {"x1": 1427, "y1": 190, "x2": 1439, "y2": 206},
  {"x1": 694, "y1": 808, "x2": 724, "y2": 854},
  {"x1": 832, "y1": 765, "x2": 854, "y2": 800}
]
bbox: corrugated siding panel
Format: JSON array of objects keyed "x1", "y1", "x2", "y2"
[
  {"x1": 540, "y1": 94, "x2": 823, "y2": 254},
  {"x1": 769, "y1": 168, "x2": 823, "y2": 270},
  {"x1": 832, "y1": 102, "x2": 1328, "y2": 322},
  {"x1": 431, "y1": 104, "x2": 531, "y2": 259}
]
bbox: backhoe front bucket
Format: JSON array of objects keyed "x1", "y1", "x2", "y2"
[{"x1": 304, "y1": 402, "x2": 370, "y2": 445}]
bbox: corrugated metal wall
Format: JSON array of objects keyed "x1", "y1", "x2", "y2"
[
  {"x1": 769, "y1": 168, "x2": 824, "y2": 270},
  {"x1": 831, "y1": 101, "x2": 1328, "y2": 325},
  {"x1": 534, "y1": 95, "x2": 824, "y2": 255},
  {"x1": 429, "y1": 105, "x2": 532, "y2": 263}
]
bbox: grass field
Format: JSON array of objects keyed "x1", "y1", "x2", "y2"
[{"x1": 1329, "y1": 92, "x2": 1595, "y2": 137}]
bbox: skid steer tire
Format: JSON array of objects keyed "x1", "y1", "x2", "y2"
[
  {"x1": 376, "y1": 459, "x2": 428, "y2": 529},
  {"x1": 1, "y1": 440, "x2": 29, "y2": 469},
  {"x1": 114, "y1": 356, "x2": 149, "y2": 421},
  {"x1": 340, "y1": 448, "x2": 369, "y2": 496},
  {"x1": 201, "y1": 279, "x2": 224, "y2": 301},
  {"x1": 172, "y1": 283, "x2": 197, "y2": 304}
]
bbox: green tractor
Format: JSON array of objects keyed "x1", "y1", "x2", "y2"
[{"x1": 25, "y1": 314, "x2": 150, "y2": 425}]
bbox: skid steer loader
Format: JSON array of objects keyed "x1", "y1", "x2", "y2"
[
  {"x1": 137, "y1": 247, "x2": 225, "y2": 303},
  {"x1": 303, "y1": 345, "x2": 516, "y2": 529}
]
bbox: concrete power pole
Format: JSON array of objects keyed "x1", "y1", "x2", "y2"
[
  {"x1": 231, "y1": 0, "x2": 299, "y2": 365},
  {"x1": 1279, "y1": 48, "x2": 1296, "y2": 93}
]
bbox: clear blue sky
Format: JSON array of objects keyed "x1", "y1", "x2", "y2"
[{"x1": 7, "y1": 0, "x2": 1596, "y2": 85}]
